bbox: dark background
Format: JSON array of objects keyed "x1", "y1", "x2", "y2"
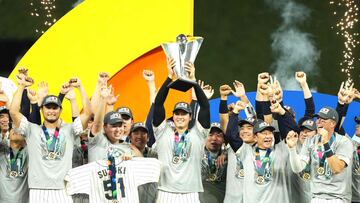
[{"x1": 1, "y1": 0, "x2": 359, "y2": 96}]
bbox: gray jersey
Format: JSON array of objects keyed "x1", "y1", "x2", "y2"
[
  {"x1": 236, "y1": 141, "x2": 291, "y2": 203},
  {"x1": 153, "y1": 120, "x2": 209, "y2": 193},
  {"x1": 286, "y1": 142, "x2": 311, "y2": 203},
  {"x1": 0, "y1": 136, "x2": 29, "y2": 203},
  {"x1": 351, "y1": 136, "x2": 360, "y2": 202},
  {"x1": 200, "y1": 147, "x2": 227, "y2": 203},
  {"x1": 16, "y1": 116, "x2": 83, "y2": 189},
  {"x1": 224, "y1": 147, "x2": 244, "y2": 203},
  {"x1": 88, "y1": 131, "x2": 133, "y2": 163},
  {"x1": 300, "y1": 133, "x2": 353, "y2": 201}
]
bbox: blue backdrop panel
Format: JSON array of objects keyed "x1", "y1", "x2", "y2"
[{"x1": 209, "y1": 91, "x2": 360, "y2": 136}]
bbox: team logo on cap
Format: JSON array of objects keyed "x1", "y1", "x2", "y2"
[
  {"x1": 176, "y1": 102, "x2": 188, "y2": 108},
  {"x1": 211, "y1": 122, "x2": 221, "y2": 128},
  {"x1": 134, "y1": 122, "x2": 145, "y2": 128},
  {"x1": 110, "y1": 112, "x2": 121, "y2": 120},
  {"x1": 46, "y1": 96, "x2": 58, "y2": 103},
  {"x1": 118, "y1": 107, "x2": 130, "y2": 113},
  {"x1": 319, "y1": 108, "x2": 330, "y2": 114},
  {"x1": 259, "y1": 122, "x2": 270, "y2": 128},
  {"x1": 302, "y1": 120, "x2": 314, "y2": 126}
]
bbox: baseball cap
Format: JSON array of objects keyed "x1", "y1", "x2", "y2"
[
  {"x1": 314, "y1": 106, "x2": 339, "y2": 124},
  {"x1": 300, "y1": 119, "x2": 317, "y2": 131},
  {"x1": 130, "y1": 122, "x2": 149, "y2": 133},
  {"x1": 0, "y1": 106, "x2": 9, "y2": 114},
  {"x1": 210, "y1": 122, "x2": 224, "y2": 134},
  {"x1": 103, "y1": 111, "x2": 123, "y2": 125},
  {"x1": 116, "y1": 107, "x2": 133, "y2": 119},
  {"x1": 284, "y1": 105, "x2": 296, "y2": 118},
  {"x1": 253, "y1": 119, "x2": 275, "y2": 134},
  {"x1": 173, "y1": 102, "x2": 192, "y2": 114},
  {"x1": 41, "y1": 95, "x2": 62, "y2": 108},
  {"x1": 238, "y1": 117, "x2": 256, "y2": 127}
]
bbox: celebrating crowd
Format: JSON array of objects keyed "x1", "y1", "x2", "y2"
[{"x1": 0, "y1": 59, "x2": 360, "y2": 203}]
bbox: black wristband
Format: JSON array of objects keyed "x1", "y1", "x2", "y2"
[
  {"x1": 323, "y1": 142, "x2": 331, "y2": 151},
  {"x1": 219, "y1": 100, "x2": 228, "y2": 114},
  {"x1": 326, "y1": 150, "x2": 334, "y2": 158},
  {"x1": 262, "y1": 101, "x2": 271, "y2": 115}
]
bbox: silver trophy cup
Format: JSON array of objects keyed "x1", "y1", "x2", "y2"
[{"x1": 161, "y1": 34, "x2": 203, "y2": 92}]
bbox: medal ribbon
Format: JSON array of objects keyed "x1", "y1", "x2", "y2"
[
  {"x1": 41, "y1": 125, "x2": 60, "y2": 152},
  {"x1": 317, "y1": 134, "x2": 335, "y2": 168},
  {"x1": 206, "y1": 150, "x2": 218, "y2": 174},
  {"x1": 107, "y1": 155, "x2": 117, "y2": 200},
  {"x1": 9, "y1": 147, "x2": 24, "y2": 171},
  {"x1": 357, "y1": 144, "x2": 360, "y2": 166},
  {"x1": 255, "y1": 148, "x2": 271, "y2": 176},
  {"x1": 173, "y1": 130, "x2": 188, "y2": 157}
]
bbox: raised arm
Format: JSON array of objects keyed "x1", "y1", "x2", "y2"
[
  {"x1": 26, "y1": 89, "x2": 41, "y2": 124},
  {"x1": 91, "y1": 84, "x2": 109, "y2": 135},
  {"x1": 152, "y1": 58, "x2": 175, "y2": 127},
  {"x1": 10, "y1": 70, "x2": 34, "y2": 128},
  {"x1": 225, "y1": 100, "x2": 245, "y2": 152},
  {"x1": 219, "y1": 85, "x2": 232, "y2": 132},
  {"x1": 286, "y1": 130, "x2": 307, "y2": 173},
  {"x1": 70, "y1": 77, "x2": 92, "y2": 129},
  {"x1": 65, "y1": 88, "x2": 80, "y2": 121},
  {"x1": 295, "y1": 72, "x2": 314, "y2": 121}
]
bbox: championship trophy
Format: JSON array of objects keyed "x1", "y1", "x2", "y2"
[{"x1": 161, "y1": 34, "x2": 203, "y2": 92}]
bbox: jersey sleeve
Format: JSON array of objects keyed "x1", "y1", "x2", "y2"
[
  {"x1": 153, "y1": 120, "x2": 168, "y2": 140},
  {"x1": 194, "y1": 120, "x2": 210, "y2": 140},
  {"x1": 130, "y1": 158, "x2": 161, "y2": 187},
  {"x1": 334, "y1": 136, "x2": 353, "y2": 166},
  {"x1": 14, "y1": 116, "x2": 31, "y2": 139},
  {"x1": 64, "y1": 163, "x2": 93, "y2": 195},
  {"x1": 71, "y1": 117, "x2": 84, "y2": 137},
  {"x1": 299, "y1": 137, "x2": 312, "y2": 164}
]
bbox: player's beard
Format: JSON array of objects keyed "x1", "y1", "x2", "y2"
[{"x1": 44, "y1": 117, "x2": 59, "y2": 124}]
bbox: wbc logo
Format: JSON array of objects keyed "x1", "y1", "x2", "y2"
[{"x1": 319, "y1": 108, "x2": 330, "y2": 114}]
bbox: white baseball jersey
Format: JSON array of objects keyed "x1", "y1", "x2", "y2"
[
  {"x1": 223, "y1": 147, "x2": 243, "y2": 203},
  {"x1": 65, "y1": 157, "x2": 161, "y2": 203}
]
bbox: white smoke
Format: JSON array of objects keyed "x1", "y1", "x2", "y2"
[{"x1": 266, "y1": 0, "x2": 320, "y2": 90}]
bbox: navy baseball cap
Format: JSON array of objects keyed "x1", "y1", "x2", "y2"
[
  {"x1": 300, "y1": 119, "x2": 317, "y2": 131},
  {"x1": 238, "y1": 117, "x2": 256, "y2": 127},
  {"x1": 131, "y1": 122, "x2": 149, "y2": 133},
  {"x1": 314, "y1": 106, "x2": 339, "y2": 124},
  {"x1": 104, "y1": 111, "x2": 123, "y2": 125},
  {"x1": 210, "y1": 122, "x2": 224, "y2": 134},
  {"x1": 116, "y1": 107, "x2": 133, "y2": 119},
  {"x1": 284, "y1": 105, "x2": 296, "y2": 118},
  {"x1": 253, "y1": 119, "x2": 275, "y2": 134},
  {"x1": 0, "y1": 106, "x2": 9, "y2": 114},
  {"x1": 41, "y1": 95, "x2": 62, "y2": 108},
  {"x1": 173, "y1": 102, "x2": 192, "y2": 114}
]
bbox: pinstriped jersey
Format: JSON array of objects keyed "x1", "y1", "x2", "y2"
[{"x1": 65, "y1": 157, "x2": 161, "y2": 203}]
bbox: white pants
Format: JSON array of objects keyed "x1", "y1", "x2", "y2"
[
  {"x1": 30, "y1": 189, "x2": 73, "y2": 203},
  {"x1": 311, "y1": 198, "x2": 346, "y2": 203},
  {"x1": 156, "y1": 190, "x2": 200, "y2": 203}
]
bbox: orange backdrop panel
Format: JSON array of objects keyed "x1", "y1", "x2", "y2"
[{"x1": 108, "y1": 46, "x2": 192, "y2": 122}]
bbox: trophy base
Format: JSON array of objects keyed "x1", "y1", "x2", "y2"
[{"x1": 167, "y1": 78, "x2": 196, "y2": 92}]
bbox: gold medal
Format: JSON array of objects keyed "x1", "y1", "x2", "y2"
[
  {"x1": 256, "y1": 176, "x2": 265, "y2": 184},
  {"x1": 112, "y1": 200, "x2": 119, "y2": 203},
  {"x1": 48, "y1": 152, "x2": 56, "y2": 160},
  {"x1": 302, "y1": 173, "x2": 310, "y2": 181},
  {"x1": 208, "y1": 174, "x2": 217, "y2": 181},
  {"x1": 317, "y1": 167, "x2": 325, "y2": 175},
  {"x1": 9, "y1": 171, "x2": 18, "y2": 178},
  {"x1": 172, "y1": 156, "x2": 180, "y2": 164},
  {"x1": 237, "y1": 169, "x2": 244, "y2": 178},
  {"x1": 356, "y1": 167, "x2": 360, "y2": 174}
]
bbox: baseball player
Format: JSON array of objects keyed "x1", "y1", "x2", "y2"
[
  {"x1": 116, "y1": 107, "x2": 134, "y2": 143},
  {"x1": 0, "y1": 106, "x2": 29, "y2": 203},
  {"x1": 234, "y1": 118, "x2": 291, "y2": 203},
  {"x1": 88, "y1": 85, "x2": 135, "y2": 163},
  {"x1": 200, "y1": 122, "x2": 227, "y2": 203},
  {"x1": 287, "y1": 107, "x2": 353, "y2": 203},
  {"x1": 9, "y1": 73, "x2": 92, "y2": 203},
  {"x1": 65, "y1": 157, "x2": 161, "y2": 203},
  {"x1": 152, "y1": 59, "x2": 210, "y2": 203},
  {"x1": 128, "y1": 122, "x2": 157, "y2": 158}
]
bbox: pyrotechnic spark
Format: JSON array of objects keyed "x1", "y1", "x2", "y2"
[
  {"x1": 29, "y1": 0, "x2": 57, "y2": 35},
  {"x1": 330, "y1": 0, "x2": 359, "y2": 84}
]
